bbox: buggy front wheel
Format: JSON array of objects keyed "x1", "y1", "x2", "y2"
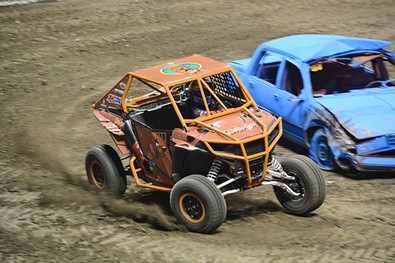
[
  {"x1": 170, "y1": 174, "x2": 227, "y2": 234},
  {"x1": 274, "y1": 156, "x2": 326, "y2": 215}
]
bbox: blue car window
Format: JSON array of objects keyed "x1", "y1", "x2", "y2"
[
  {"x1": 283, "y1": 61, "x2": 303, "y2": 96},
  {"x1": 310, "y1": 55, "x2": 395, "y2": 95},
  {"x1": 257, "y1": 52, "x2": 281, "y2": 85},
  {"x1": 310, "y1": 61, "x2": 347, "y2": 94}
]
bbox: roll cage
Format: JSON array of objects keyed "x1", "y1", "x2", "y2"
[{"x1": 116, "y1": 68, "x2": 257, "y2": 132}]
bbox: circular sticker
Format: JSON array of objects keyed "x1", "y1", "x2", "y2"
[{"x1": 161, "y1": 62, "x2": 202, "y2": 75}]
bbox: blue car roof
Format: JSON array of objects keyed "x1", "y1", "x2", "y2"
[{"x1": 260, "y1": 34, "x2": 392, "y2": 63}]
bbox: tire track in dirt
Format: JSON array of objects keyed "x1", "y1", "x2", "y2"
[{"x1": 30, "y1": 89, "x2": 184, "y2": 232}]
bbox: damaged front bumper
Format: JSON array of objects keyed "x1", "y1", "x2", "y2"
[
  {"x1": 307, "y1": 108, "x2": 395, "y2": 172},
  {"x1": 353, "y1": 155, "x2": 395, "y2": 172},
  {"x1": 336, "y1": 134, "x2": 395, "y2": 172}
]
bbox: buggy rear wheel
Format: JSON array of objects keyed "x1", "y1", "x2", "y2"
[
  {"x1": 85, "y1": 145, "x2": 127, "y2": 197},
  {"x1": 273, "y1": 155, "x2": 326, "y2": 215},
  {"x1": 170, "y1": 174, "x2": 227, "y2": 234}
]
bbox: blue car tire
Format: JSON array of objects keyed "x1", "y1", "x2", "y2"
[{"x1": 309, "y1": 128, "x2": 335, "y2": 171}]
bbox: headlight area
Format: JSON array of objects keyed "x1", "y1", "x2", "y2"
[
  {"x1": 215, "y1": 157, "x2": 265, "y2": 191},
  {"x1": 210, "y1": 141, "x2": 271, "y2": 182},
  {"x1": 356, "y1": 135, "x2": 395, "y2": 156}
]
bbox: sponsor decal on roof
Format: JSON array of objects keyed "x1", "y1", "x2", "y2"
[{"x1": 161, "y1": 62, "x2": 202, "y2": 75}]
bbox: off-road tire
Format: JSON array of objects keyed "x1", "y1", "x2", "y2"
[
  {"x1": 290, "y1": 155, "x2": 327, "y2": 210},
  {"x1": 170, "y1": 174, "x2": 227, "y2": 234},
  {"x1": 85, "y1": 144, "x2": 127, "y2": 197},
  {"x1": 273, "y1": 156, "x2": 326, "y2": 215}
]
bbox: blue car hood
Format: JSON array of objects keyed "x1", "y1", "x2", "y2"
[
  {"x1": 316, "y1": 90, "x2": 395, "y2": 139},
  {"x1": 229, "y1": 58, "x2": 250, "y2": 73}
]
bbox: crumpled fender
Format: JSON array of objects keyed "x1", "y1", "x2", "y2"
[{"x1": 304, "y1": 107, "x2": 356, "y2": 169}]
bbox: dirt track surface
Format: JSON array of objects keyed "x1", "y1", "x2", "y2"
[{"x1": 1, "y1": 0, "x2": 394, "y2": 262}]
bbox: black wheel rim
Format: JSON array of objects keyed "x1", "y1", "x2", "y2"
[
  {"x1": 285, "y1": 172, "x2": 305, "y2": 201},
  {"x1": 316, "y1": 136, "x2": 334, "y2": 169},
  {"x1": 90, "y1": 160, "x2": 105, "y2": 189},
  {"x1": 179, "y1": 193, "x2": 206, "y2": 224}
]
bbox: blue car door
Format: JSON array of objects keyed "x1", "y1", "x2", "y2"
[{"x1": 248, "y1": 54, "x2": 308, "y2": 144}]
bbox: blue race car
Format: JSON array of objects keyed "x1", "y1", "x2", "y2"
[{"x1": 230, "y1": 34, "x2": 395, "y2": 172}]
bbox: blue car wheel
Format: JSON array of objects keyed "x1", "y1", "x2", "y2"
[{"x1": 309, "y1": 129, "x2": 335, "y2": 171}]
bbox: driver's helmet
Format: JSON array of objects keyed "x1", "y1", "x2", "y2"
[{"x1": 188, "y1": 80, "x2": 216, "y2": 109}]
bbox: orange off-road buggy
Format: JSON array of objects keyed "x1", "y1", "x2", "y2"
[{"x1": 85, "y1": 54, "x2": 326, "y2": 233}]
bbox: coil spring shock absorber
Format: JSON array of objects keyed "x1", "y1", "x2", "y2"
[
  {"x1": 268, "y1": 157, "x2": 283, "y2": 173},
  {"x1": 267, "y1": 157, "x2": 295, "y2": 180},
  {"x1": 207, "y1": 157, "x2": 222, "y2": 182}
]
